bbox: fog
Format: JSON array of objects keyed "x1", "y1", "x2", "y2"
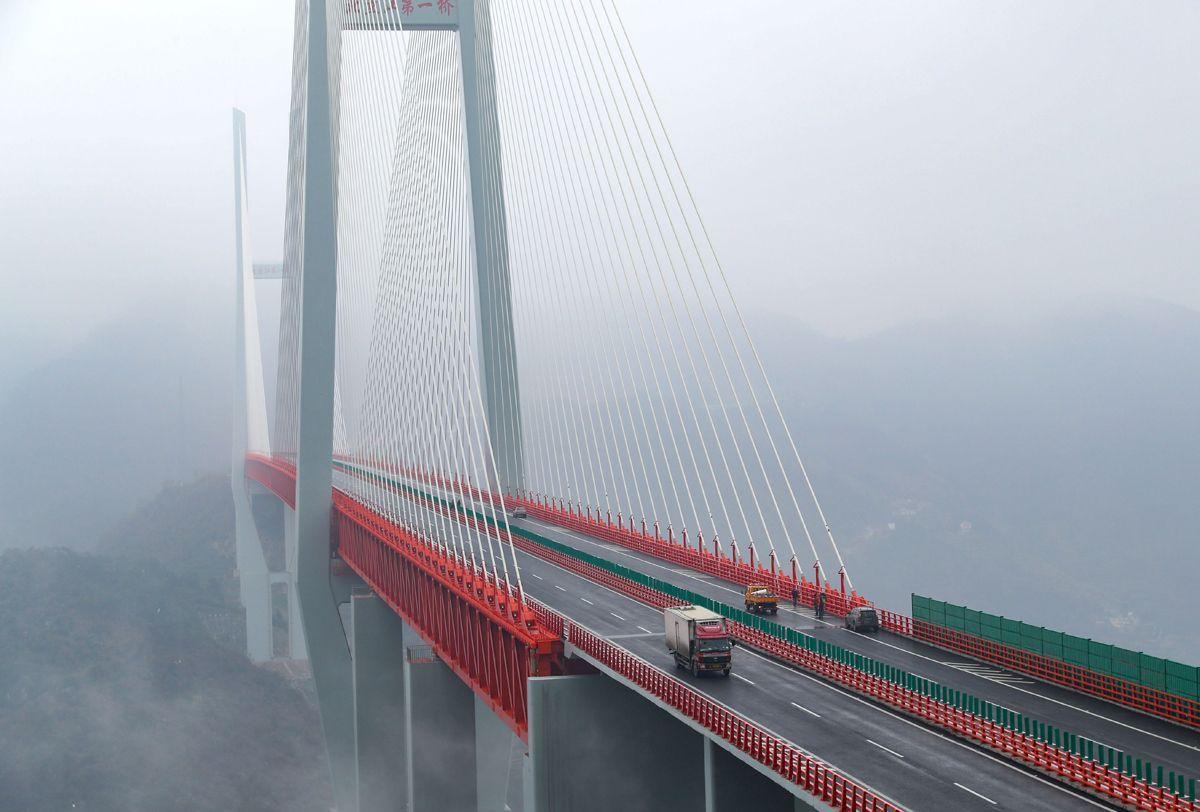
[
  {"x1": 1, "y1": 1, "x2": 1197, "y2": 357},
  {"x1": 0, "y1": 3, "x2": 1197, "y2": 809}
]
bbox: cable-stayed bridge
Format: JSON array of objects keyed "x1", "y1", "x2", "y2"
[{"x1": 230, "y1": 1, "x2": 1200, "y2": 809}]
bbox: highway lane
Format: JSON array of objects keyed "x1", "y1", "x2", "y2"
[
  {"x1": 514, "y1": 513, "x2": 1200, "y2": 781},
  {"x1": 509, "y1": 534, "x2": 1106, "y2": 811}
]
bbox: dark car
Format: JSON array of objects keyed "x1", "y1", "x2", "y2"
[
  {"x1": 510, "y1": 506, "x2": 527, "y2": 519},
  {"x1": 844, "y1": 606, "x2": 880, "y2": 633}
]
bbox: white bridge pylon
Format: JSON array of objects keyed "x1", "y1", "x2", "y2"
[
  {"x1": 241, "y1": 0, "x2": 861, "y2": 807},
  {"x1": 232, "y1": 108, "x2": 305, "y2": 664}
]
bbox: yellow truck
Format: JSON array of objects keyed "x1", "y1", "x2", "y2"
[{"x1": 744, "y1": 584, "x2": 779, "y2": 615}]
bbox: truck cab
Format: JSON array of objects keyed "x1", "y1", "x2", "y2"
[{"x1": 664, "y1": 605, "x2": 733, "y2": 677}]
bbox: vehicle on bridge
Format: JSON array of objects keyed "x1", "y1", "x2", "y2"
[
  {"x1": 744, "y1": 584, "x2": 779, "y2": 615},
  {"x1": 665, "y1": 605, "x2": 733, "y2": 677},
  {"x1": 844, "y1": 606, "x2": 880, "y2": 633}
]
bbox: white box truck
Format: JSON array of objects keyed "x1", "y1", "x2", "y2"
[{"x1": 664, "y1": 605, "x2": 733, "y2": 677}]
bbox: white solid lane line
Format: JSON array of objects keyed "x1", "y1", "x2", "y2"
[
  {"x1": 610, "y1": 612, "x2": 626, "y2": 621},
  {"x1": 580, "y1": 597, "x2": 594, "y2": 605},
  {"x1": 954, "y1": 783, "x2": 997, "y2": 804},
  {"x1": 790, "y1": 701, "x2": 821, "y2": 718},
  {"x1": 732, "y1": 673, "x2": 755, "y2": 685},
  {"x1": 866, "y1": 740, "x2": 905, "y2": 759}
]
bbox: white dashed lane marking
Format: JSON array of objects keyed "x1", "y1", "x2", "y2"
[
  {"x1": 954, "y1": 783, "x2": 997, "y2": 805},
  {"x1": 790, "y1": 701, "x2": 821, "y2": 718},
  {"x1": 866, "y1": 740, "x2": 905, "y2": 759}
]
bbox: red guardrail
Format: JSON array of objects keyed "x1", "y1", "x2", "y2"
[
  {"x1": 568, "y1": 623, "x2": 904, "y2": 812},
  {"x1": 512, "y1": 494, "x2": 872, "y2": 618},
  {"x1": 904, "y1": 617, "x2": 1200, "y2": 731}
]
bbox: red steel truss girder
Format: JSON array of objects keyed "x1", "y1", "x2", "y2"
[
  {"x1": 243, "y1": 454, "x2": 562, "y2": 740},
  {"x1": 335, "y1": 498, "x2": 559, "y2": 738},
  {"x1": 245, "y1": 453, "x2": 297, "y2": 507}
]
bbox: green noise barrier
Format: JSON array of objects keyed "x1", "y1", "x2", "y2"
[
  {"x1": 913, "y1": 594, "x2": 1200, "y2": 703},
  {"x1": 337, "y1": 461, "x2": 1196, "y2": 802}
]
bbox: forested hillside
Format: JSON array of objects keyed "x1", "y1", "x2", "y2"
[{"x1": 0, "y1": 478, "x2": 330, "y2": 811}]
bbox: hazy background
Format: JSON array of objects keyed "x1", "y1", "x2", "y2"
[{"x1": 1, "y1": 0, "x2": 1197, "y2": 663}]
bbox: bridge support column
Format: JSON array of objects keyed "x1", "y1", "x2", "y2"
[
  {"x1": 233, "y1": 488, "x2": 272, "y2": 661},
  {"x1": 351, "y1": 590, "x2": 411, "y2": 810},
  {"x1": 525, "y1": 674, "x2": 706, "y2": 811},
  {"x1": 285, "y1": 509, "x2": 307, "y2": 660},
  {"x1": 475, "y1": 693, "x2": 518, "y2": 812},
  {"x1": 404, "y1": 643, "x2": 479, "y2": 810},
  {"x1": 352, "y1": 590, "x2": 521, "y2": 812}
]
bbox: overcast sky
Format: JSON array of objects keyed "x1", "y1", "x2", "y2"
[{"x1": 1, "y1": 0, "x2": 1196, "y2": 364}]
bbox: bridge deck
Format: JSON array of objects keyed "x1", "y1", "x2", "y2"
[
  {"x1": 329, "y1": 468, "x2": 1147, "y2": 810},
  {"x1": 512, "y1": 511, "x2": 1200, "y2": 785}
]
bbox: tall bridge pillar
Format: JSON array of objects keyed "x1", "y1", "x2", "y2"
[
  {"x1": 284, "y1": 510, "x2": 308, "y2": 660},
  {"x1": 460, "y1": 0, "x2": 525, "y2": 496},
  {"x1": 350, "y1": 588, "x2": 522, "y2": 812},
  {"x1": 291, "y1": 0, "x2": 359, "y2": 808},
  {"x1": 231, "y1": 107, "x2": 274, "y2": 663},
  {"x1": 351, "y1": 590, "x2": 410, "y2": 809}
]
